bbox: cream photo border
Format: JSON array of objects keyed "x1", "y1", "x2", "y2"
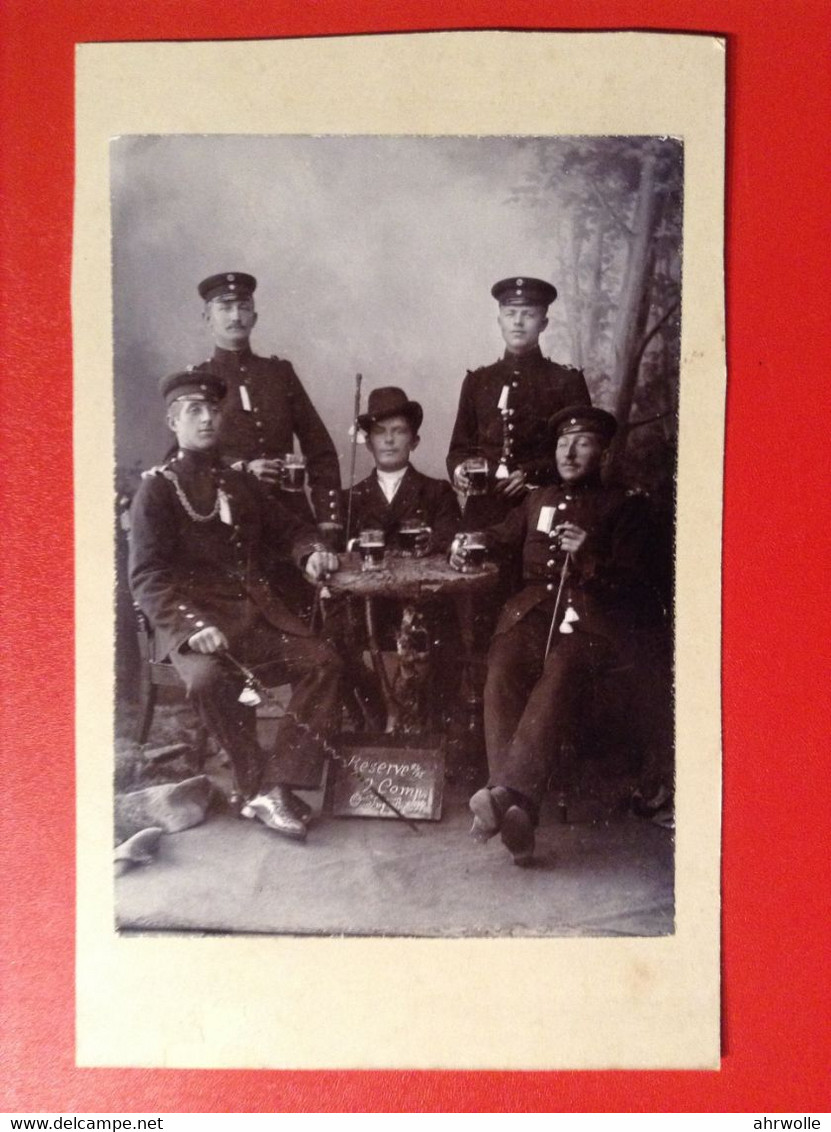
[{"x1": 74, "y1": 31, "x2": 724, "y2": 1070}]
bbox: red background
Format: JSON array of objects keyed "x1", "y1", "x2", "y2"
[{"x1": 1, "y1": 0, "x2": 828, "y2": 1114}]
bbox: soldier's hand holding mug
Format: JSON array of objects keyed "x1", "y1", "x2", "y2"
[
  {"x1": 449, "y1": 531, "x2": 488, "y2": 573},
  {"x1": 305, "y1": 549, "x2": 339, "y2": 581},
  {"x1": 246, "y1": 457, "x2": 284, "y2": 485},
  {"x1": 453, "y1": 456, "x2": 489, "y2": 496}
]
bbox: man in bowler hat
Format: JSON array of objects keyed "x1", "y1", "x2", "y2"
[
  {"x1": 129, "y1": 369, "x2": 342, "y2": 842},
  {"x1": 348, "y1": 386, "x2": 460, "y2": 553},
  {"x1": 335, "y1": 387, "x2": 461, "y2": 727},
  {"x1": 454, "y1": 406, "x2": 660, "y2": 865}
]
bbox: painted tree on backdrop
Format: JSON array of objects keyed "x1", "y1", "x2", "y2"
[{"x1": 509, "y1": 136, "x2": 683, "y2": 505}]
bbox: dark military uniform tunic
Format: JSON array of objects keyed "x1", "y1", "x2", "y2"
[
  {"x1": 194, "y1": 345, "x2": 342, "y2": 529},
  {"x1": 481, "y1": 475, "x2": 657, "y2": 812},
  {"x1": 129, "y1": 449, "x2": 342, "y2": 796},
  {"x1": 446, "y1": 346, "x2": 591, "y2": 510}
]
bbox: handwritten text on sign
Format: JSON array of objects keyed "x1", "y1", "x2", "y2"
[{"x1": 327, "y1": 742, "x2": 444, "y2": 821}]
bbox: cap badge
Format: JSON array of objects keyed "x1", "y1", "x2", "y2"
[
  {"x1": 516, "y1": 278, "x2": 524, "y2": 286},
  {"x1": 227, "y1": 273, "x2": 235, "y2": 281}
]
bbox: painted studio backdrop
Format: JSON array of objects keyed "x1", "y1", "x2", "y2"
[
  {"x1": 113, "y1": 133, "x2": 682, "y2": 731},
  {"x1": 112, "y1": 135, "x2": 682, "y2": 488}
]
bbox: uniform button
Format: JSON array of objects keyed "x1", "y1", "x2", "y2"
[
  {"x1": 547, "y1": 559, "x2": 555, "y2": 567},
  {"x1": 195, "y1": 620, "x2": 205, "y2": 628},
  {"x1": 178, "y1": 604, "x2": 186, "y2": 611},
  {"x1": 507, "y1": 424, "x2": 514, "y2": 431},
  {"x1": 565, "y1": 494, "x2": 573, "y2": 501},
  {"x1": 512, "y1": 381, "x2": 519, "y2": 388},
  {"x1": 185, "y1": 613, "x2": 194, "y2": 619},
  {"x1": 546, "y1": 583, "x2": 554, "y2": 592},
  {"x1": 240, "y1": 366, "x2": 247, "y2": 374},
  {"x1": 558, "y1": 502, "x2": 567, "y2": 510}
]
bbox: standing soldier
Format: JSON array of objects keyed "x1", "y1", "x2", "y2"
[
  {"x1": 447, "y1": 276, "x2": 591, "y2": 527},
  {"x1": 192, "y1": 272, "x2": 343, "y2": 539}
]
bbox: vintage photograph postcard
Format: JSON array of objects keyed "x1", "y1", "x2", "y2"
[{"x1": 74, "y1": 32, "x2": 725, "y2": 1069}]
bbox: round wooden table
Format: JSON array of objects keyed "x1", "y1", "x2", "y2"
[{"x1": 326, "y1": 553, "x2": 499, "y2": 733}]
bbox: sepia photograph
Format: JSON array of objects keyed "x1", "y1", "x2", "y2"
[
  {"x1": 111, "y1": 133, "x2": 681, "y2": 939},
  {"x1": 74, "y1": 32, "x2": 724, "y2": 1070}
]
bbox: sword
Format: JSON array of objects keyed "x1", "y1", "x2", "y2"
[
  {"x1": 222, "y1": 648, "x2": 422, "y2": 833},
  {"x1": 344, "y1": 372, "x2": 363, "y2": 545},
  {"x1": 544, "y1": 553, "x2": 572, "y2": 660}
]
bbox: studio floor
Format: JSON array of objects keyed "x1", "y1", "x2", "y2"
[{"x1": 115, "y1": 746, "x2": 674, "y2": 939}]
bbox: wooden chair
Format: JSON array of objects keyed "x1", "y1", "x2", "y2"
[{"x1": 133, "y1": 604, "x2": 209, "y2": 764}]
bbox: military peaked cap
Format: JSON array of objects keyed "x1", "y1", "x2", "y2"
[
  {"x1": 357, "y1": 387, "x2": 423, "y2": 434},
  {"x1": 198, "y1": 272, "x2": 257, "y2": 303},
  {"x1": 549, "y1": 405, "x2": 617, "y2": 446},
  {"x1": 491, "y1": 276, "x2": 558, "y2": 307},
  {"x1": 160, "y1": 369, "x2": 227, "y2": 406}
]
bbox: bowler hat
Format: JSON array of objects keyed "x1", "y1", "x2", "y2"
[
  {"x1": 160, "y1": 369, "x2": 227, "y2": 406},
  {"x1": 198, "y1": 272, "x2": 257, "y2": 303},
  {"x1": 491, "y1": 276, "x2": 557, "y2": 308},
  {"x1": 548, "y1": 405, "x2": 617, "y2": 447},
  {"x1": 357, "y1": 387, "x2": 423, "y2": 434}
]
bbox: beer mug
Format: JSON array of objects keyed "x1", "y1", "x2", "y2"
[
  {"x1": 281, "y1": 452, "x2": 306, "y2": 493},
  {"x1": 398, "y1": 518, "x2": 432, "y2": 558},
  {"x1": 350, "y1": 528, "x2": 386, "y2": 571},
  {"x1": 450, "y1": 531, "x2": 487, "y2": 573},
  {"x1": 462, "y1": 456, "x2": 489, "y2": 496}
]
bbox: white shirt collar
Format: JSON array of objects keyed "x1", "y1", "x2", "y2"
[{"x1": 375, "y1": 465, "x2": 408, "y2": 502}]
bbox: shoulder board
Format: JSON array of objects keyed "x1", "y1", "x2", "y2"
[
  {"x1": 467, "y1": 360, "x2": 498, "y2": 376},
  {"x1": 140, "y1": 463, "x2": 170, "y2": 479}
]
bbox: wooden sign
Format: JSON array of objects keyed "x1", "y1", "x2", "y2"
[{"x1": 325, "y1": 734, "x2": 445, "y2": 821}]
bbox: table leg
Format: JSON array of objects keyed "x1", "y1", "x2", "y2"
[
  {"x1": 363, "y1": 596, "x2": 397, "y2": 731},
  {"x1": 454, "y1": 591, "x2": 484, "y2": 735}
]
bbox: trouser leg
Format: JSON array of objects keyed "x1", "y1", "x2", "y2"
[
  {"x1": 239, "y1": 623, "x2": 344, "y2": 791},
  {"x1": 492, "y1": 633, "x2": 614, "y2": 811},
  {"x1": 170, "y1": 649, "x2": 264, "y2": 798},
  {"x1": 483, "y1": 611, "x2": 548, "y2": 784}
]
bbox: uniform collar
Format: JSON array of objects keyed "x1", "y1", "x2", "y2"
[
  {"x1": 212, "y1": 344, "x2": 254, "y2": 364},
  {"x1": 501, "y1": 344, "x2": 545, "y2": 370},
  {"x1": 555, "y1": 471, "x2": 604, "y2": 493},
  {"x1": 174, "y1": 447, "x2": 223, "y2": 472}
]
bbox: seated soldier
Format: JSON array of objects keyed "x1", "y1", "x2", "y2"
[
  {"x1": 453, "y1": 405, "x2": 659, "y2": 865},
  {"x1": 129, "y1": 370, "x2": 342, "y2": 843}
]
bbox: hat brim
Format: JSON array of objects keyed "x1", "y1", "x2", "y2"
[{"x1": 357, "y1": 403, "x2": 423, "y2": 434}]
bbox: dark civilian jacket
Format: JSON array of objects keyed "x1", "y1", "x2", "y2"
[
  {"x1": 129, "y1": 449, "x2": 322, "y2": 659},
  {"x1": 344, "y1": 464, "x2": 461, "y2": 553}
]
